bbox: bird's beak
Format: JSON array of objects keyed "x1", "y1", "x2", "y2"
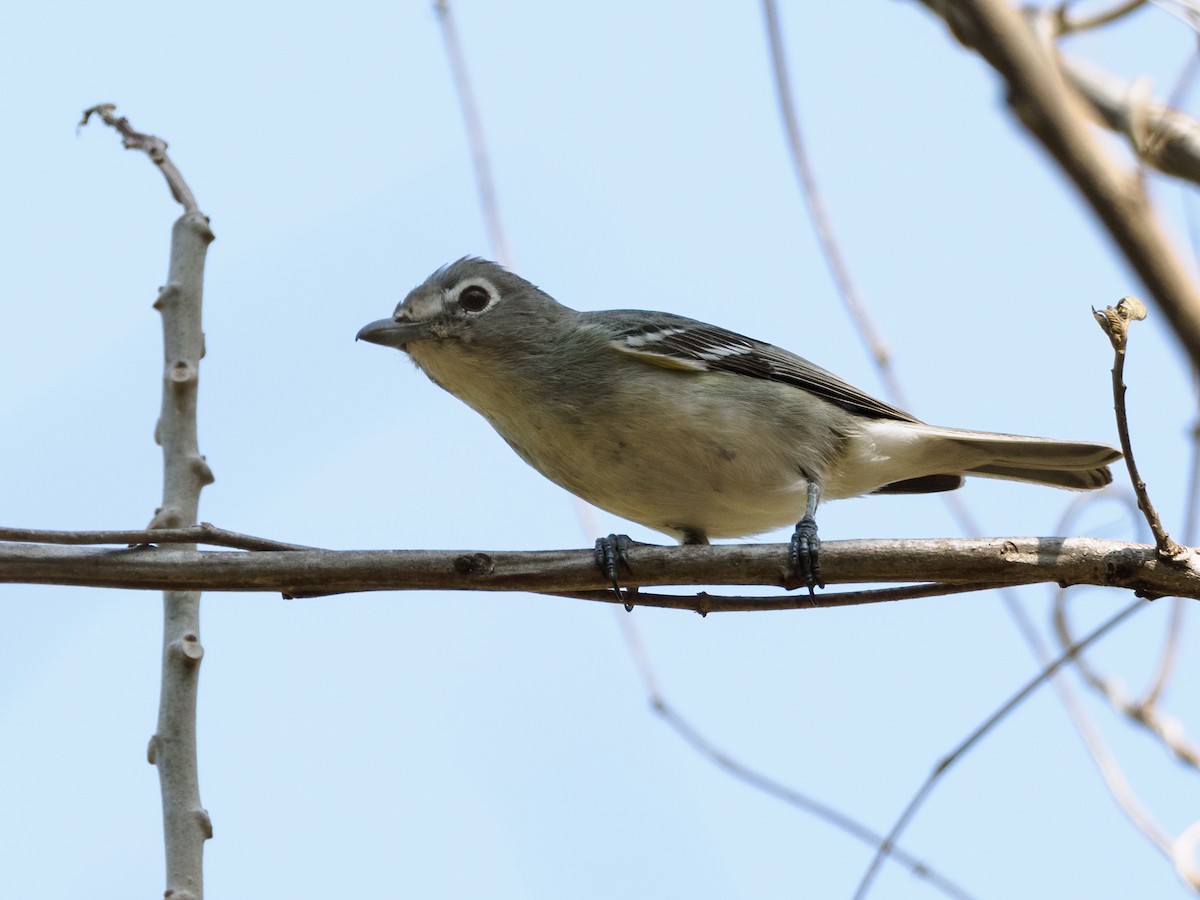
[{"x1": 356, "y1": 318, "x2": 431, "y2": 351}]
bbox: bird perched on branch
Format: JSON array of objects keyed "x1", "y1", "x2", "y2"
[{"x1": 358, "y1": 257, "x2": 1121, "y2": 595}]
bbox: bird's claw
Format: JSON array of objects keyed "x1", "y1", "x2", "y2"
[
  {"x1": 789, "y1": 515, "x2": 823, "y2": 595},
  {"x1": 595, "y1": 534, "x2": 636, "y2": 611}
]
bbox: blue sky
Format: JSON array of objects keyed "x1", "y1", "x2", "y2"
[{"x1": 2, "y1": 2, "x2": 1198, "y2": 898}]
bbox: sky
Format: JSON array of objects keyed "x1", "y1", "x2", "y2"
[{"x1": 1, "y1": 2, "x2": 1199, "y2": 898}]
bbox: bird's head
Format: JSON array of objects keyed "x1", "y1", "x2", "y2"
[{"x1": 356, "y1": 257, "x2": 559, "y2": 354}]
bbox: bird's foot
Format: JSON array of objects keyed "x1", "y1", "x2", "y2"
[
  {"x1": 595, "y1": 534, "x2": 637, "y2": 611},
  {"x1": 789, "y1": 516, "x2": 823, "y2": 595}
]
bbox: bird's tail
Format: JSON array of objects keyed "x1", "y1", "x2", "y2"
[
  {"x1": 853, "y1": 420, "x2": 1123, "y2": 498},
  {"x1": 940, "y1": 430, "x2": 1121, "y2": 490}
]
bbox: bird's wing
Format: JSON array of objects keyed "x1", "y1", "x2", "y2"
[{"x1": 594, "y1": 310, "x2": 918, "y2": 423}]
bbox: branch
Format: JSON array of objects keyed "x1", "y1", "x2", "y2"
[
  {"x1": 433, "y1": 0, "x2": 513, "y2": 266},
  {"x1": 912, "y1": 0, "x2": 1200, "y2": 370},
  {"x1": 1059, "y1": 53, "x2": 1200, "y2": 186},
  {"x1": 83, "y1": 104, "x2": 213, "y2": 900},
  {"x1": 853, "y1": 597, "x2": 1146, "y2": 898},
  {"x1": 0, "y1": 523, "x2": 316, "y2": 552},
  {"x1": 1094, "y1": 296, "x2": 1186, "y2": 558},
  {"x1": 760, "y1": 0, "x2": 906, "y2": 401},
  {"x1": 1, "y1": 537, "x2": 1195, "y2": 603},
  {"x1": 80, "y1": 104, "x2": 200, "y2": 214}
]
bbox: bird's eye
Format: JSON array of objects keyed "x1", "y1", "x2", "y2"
[{"x1": 457, "y1": 285, "x2": 492, "y2": 313}]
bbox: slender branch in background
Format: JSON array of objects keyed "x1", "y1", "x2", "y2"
[
  {"x1": 1141, "y1": 373, "x2": 1200, "y2": 708},
  {"x1": 1050, "y1": 492, "x2": 1199, "y2": 875},
  {"x1": 1053, "y1": 0, "x2": 1147, "y2": 34},
  {"x1": 1094, "y1": 296, "x2": 1187, "y2": 557},
  {"x1": 916, "y1": 0, "x2": 1200, "y2": 370},
  {"x1": 83, "y1": 105, "x2": 214, "y2": 900},
  {"x1": 852, "y1": 598, "x2": 1146, "y2": 900},
  {"x1": 667, "y1": 717, "x2": 977, "y2": 894},
  {"x1": 433, "y1": 0, "x2": 514, "y2": 267},
  {"x1": 610, "y1": 615, "x2": 976, "y2": 899},
  {"x1": 759, "y1": 10, "x2": 1182, "y2": 883},
  {"x1": 760, "y1": 0, "x2": 907, "y2": 404},
  {"x1": 1054, "y1": 53, "x2": 1200, "y2": 186},
  {"x1": 1054, "y1": 589, "x2": 1200, "y2": 769},
  {"x1": 428, "y1": 0, "x2": 968, "y2": 867}
]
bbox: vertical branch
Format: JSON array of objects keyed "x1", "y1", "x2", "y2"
[
  {"x1": 1093, "y1": 296, "x2": 1185, "y2": 558},
  {"x1": 82, "y1": 104, "x2": 215, "y2": 900},
  {"x1": 148, "y1": 212, "x2": 215, "y2": 900}
]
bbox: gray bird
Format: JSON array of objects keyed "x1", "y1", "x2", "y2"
[{"x1": 358, "y1": 257, "x2": 1121, "y2": 593}]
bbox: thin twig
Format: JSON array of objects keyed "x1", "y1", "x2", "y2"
[
  {"x1": 760, "y1": 0, "x2": 905, "y2": 402},
  {"x1": 432, "y1": 0, "x2": 513, "y2": 267},
  {"x1": 549, "y1": 580, "x2": 1015, "y2": 614},
  {"x1": 852, "y1": 597, "x2": 1146, "y2": 900},
  {"x1": 758, "y1": 16, "x2": 1174, "y2": 885},
  {"x1": 0, "y1": 523, "x2": 316, "y2": 552},
  {"x1": 1142, "y1": 375, "x2": 1200, "y2": 707},
  {"x1": 1094, "y1": 296, "x2": 1187, "y2": 558},
  {"x1": 80, "y1": 105, "x2": 200, "y2": 214},
  {"x1": 606, "y1": 615, "x2": 976, "y2": 898},
  {"x1": 653, "y1": 699, "x2": 977, "y2": 899},
  {"x1": 1051, "y1": 496, "x2": 1200, "y2": 769},
  {"x1": 1049, "y1": 493, "x2": 1200, "y2": 871},
  {"x1": 1053, "y1": 0, "x2": 1148, "y2": 34}
]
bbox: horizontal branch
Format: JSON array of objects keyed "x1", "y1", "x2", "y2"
[{"x1": 1, "y1": 537, "x2": 1195, "y2": 609}]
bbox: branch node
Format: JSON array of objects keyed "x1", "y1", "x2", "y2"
[
  {"x1": 196, "y1": 808, "x2": 213, "y2": 840},
  {"x1": 172, "y1": 633, "x2": 204, "y2": 663},
  {"x1": 154, "y1": 284, "x2": 178, "y2": 311},
  {"x1": 148, "y1": 507, "x2": 185, "y2": 530},
  {"x1": 452, "y1": 552, "x2": 495, "y2": 576},
  {"x1": 147, "y1": 735, "x2": 159, "y2": 765},
  {"x1": 168, "y1": 360, "x2": 197, "y2": 386},
  {"x1": 190, "y1": 456, "x2": 215, "y2": 486}
]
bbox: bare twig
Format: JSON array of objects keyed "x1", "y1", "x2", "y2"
[
  {"x1": 1046, "y1": 492, "x2": 1200, "y2": 876},
  {"x1": 432, "y1": 0, "x2": 513, "y2": 267},
  {"x1": 1142, "y1": 376, "x2": 1200, "y2": 707},
  {"x1": 853, "y1": 597, "x2": 1146, "y2": 899},
  {"x1": 760, "y1": 0, "x2": 905, "y2": 402},
  {"x1": 1, "y1": 536, "x2": 1197, "y2": 600},
  {"x1": 1055, "y1": 593, "x2": 1200, "y2": 770},
  {"x1": 0, "y1": 523, "x2": 316, "y2": 552},
  {"x1": 1052, "y1": 0, "x2": 1148, "y2": 34},
  {"x1": 551, "y1": 580, "x2": 1014, "y2": 614},
  {"x1": 654, "y1": 699, "x2": 976, "y2": 899},
  {"x1": 80, "y1": 104, "x2": 200, "y2": 214},
  {"x1": 84, "y1": 104, "x2": 213, "y2": 900},
  {"x1": 914, "y1": 0, "x2": 1200, "y2": 371},
  {"x1": 1094, "y1": 296, "x2": 1187, "y2": 558},
  {"x1": 757, "y1": 17, "x2": 1177, "y2": 884},
  {"x1": 605, "y1": 616, "x2": 975, "y2": 897}
]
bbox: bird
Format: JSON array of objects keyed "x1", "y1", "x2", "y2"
[{"x1": 357, "y1": 257, "x2": 1122, "y2": 595}]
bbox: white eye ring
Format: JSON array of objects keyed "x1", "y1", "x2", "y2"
[{"x1": 455, "y1": 282, "x2": 494, "y2": 314}]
